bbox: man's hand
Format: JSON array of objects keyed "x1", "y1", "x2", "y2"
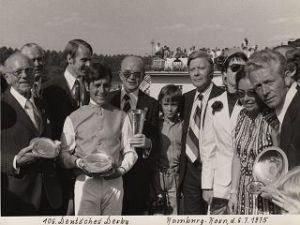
[
  {"x1": 202, "y1": 189, "x2": 213, "y2": 203},
  {"x1": 130, "y1": 134, "x2": 151, "y2": 149},
  {"x1": 104, "y1": 168, "x2": 123, "y2": 180},
  {"x1": 260, "y1": 185, "x2": 277, "y2": 200},
  {"x1": 271, "y1": 190, "x2": 300, "y2": 214},
  {"x1": 16, "y1": 145, "x2": 37, "y2": 167},
  {"x1": 228, "y1": 193, "x2": 238, "y2": 214}
]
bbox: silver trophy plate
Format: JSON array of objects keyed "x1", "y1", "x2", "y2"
[
  {"x1": 30, "y1": 137, "x2": 60, "y2": 158},
  {"x1": 247, "y1": 146, "x2": 288, "y2": 194},
  {"x1": 83, "y1": 152, "x2": 113, "y2": 175}
]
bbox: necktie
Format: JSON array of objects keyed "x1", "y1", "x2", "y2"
[
  {"x1": 186, "y1": 94, "x2": 203, "y2": 163},
  {"x1": 123, "y1": 94, "x2": 131, "y2": 112},
  {"x1": 74, "y1": 79, "x2": 81, "y2": 106},
  {"x1": 25, "y1": 100, "x2": 41, "y2": 131}
]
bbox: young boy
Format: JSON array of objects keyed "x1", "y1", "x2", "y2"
[
  {"x1": 156, "y1": 84, "x2": 183, "y2": 215},
  {"x1": 59, "y1": 63, "x2": 137, "y2": 215}
]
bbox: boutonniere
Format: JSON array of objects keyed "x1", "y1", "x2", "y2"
[{"x1": 212, "y1": 101, "x2": 223, "y2": 115}]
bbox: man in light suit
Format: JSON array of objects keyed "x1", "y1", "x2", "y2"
[
  {"x1": 107, "y1": 56, "x2": 161, "y2": 215},
  {"x1": 42, "y1": 39, "x2": 92, "y2": 214},
  {"x1": 178, "y1": 51, "x2": 224, "y2": 214},
  {"x1": 246, "y1": 49, "x2": 300, "y2": 170},
  {"x1": 202, "y1": 50, "x2": 247, "y2": 214},
  {"x1": 1, "y1": 52, "x2": 62, "y2": 215}
]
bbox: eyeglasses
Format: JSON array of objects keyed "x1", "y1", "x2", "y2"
[
  {"x1": 121, "y1": 71, "x2": 143, "y2": 79},
  {"x1": 237, "y1": 89, "x2": 257, "y2": 98},
  {"x1": 8, "y1": 67, "x2": 34, "y2": 78},
  {"x1": 229, "y1": 64, "x2": 244, "y2": 72}
]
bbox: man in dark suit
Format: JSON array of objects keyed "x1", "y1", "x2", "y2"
[
  {"x1": 1, "y1": 52, "x2": 62, "y2": 215},
  {"x1": 42, "y1": 39, "x2": 93, "y2": 214},
  {"x1": 20, "y1": 43, "x2": 46, "y2": 99},
  {"x1": 107, "y1": 56, "x2": 161, "y2": 215},
  {"x1": 246, "y1": 49, "x2": 300, "y2": 169},
  {"x1": 178, "y1": 51, "x2": 224, "y2": 214}
]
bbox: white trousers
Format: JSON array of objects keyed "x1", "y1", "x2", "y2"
[{"x1": 74, "y1": 174, "x2": 123, "y2": 215}]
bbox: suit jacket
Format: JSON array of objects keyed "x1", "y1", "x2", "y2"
[
  {"x1": 42, "y1": 72, "x2": 89, "y2": 215},
  {"x1": 42, "y1": 73, "x2": 89, "y2": 140},
  {"x1": 280, "y1": 90, "x2": 300, "y2": 169},
  {"x1": 178, "y1": 84, "x2": 224, "y2": 192},
  {"x1": 1, "y1": 90, "x2": 62, "y2": 215},
  {"x1": 107, "y1": 89, "x2": 161, "y2": 211},
  {"x1": 202, "y1": 92, "x2": 242, "y2": 199}
]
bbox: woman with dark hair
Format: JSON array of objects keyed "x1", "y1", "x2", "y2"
[{"x1": 228, "y1": 68, "x2": 280, "y2": 214}]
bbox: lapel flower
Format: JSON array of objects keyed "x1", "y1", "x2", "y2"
[{"x1": 212, "y1": 101, "x2": 223, "y2": 115}]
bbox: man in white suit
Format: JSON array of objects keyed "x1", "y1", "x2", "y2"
[{"x1": 202, "y1": 49, "x2": 247, "y2": 214}]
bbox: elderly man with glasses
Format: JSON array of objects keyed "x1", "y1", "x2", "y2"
[
  {"x1": 108, "y1": 56, "x2": 161, "y2": 215},
  {"x1": 1, "y1": 52, "x2": 62, "y2": 215}
]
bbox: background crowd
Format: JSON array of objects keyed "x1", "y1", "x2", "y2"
[{"x1": 1, "y1": 38, "x2": 300, "y2": 216}]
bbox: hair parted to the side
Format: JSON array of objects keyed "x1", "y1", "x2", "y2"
[
  {"x1": 63, "y1": 39, "x2": 93, "y2": 60},
  {"x1": 245, "y1": 49, "x2": 287, "y2": 79},
  {"x1": 187, "y1": 50, "x2": 214, "y2": 73},
  {"x1": 85, "y1": 62, "x2": 112, "y2": 86}
]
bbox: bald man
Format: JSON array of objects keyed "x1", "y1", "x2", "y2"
[
  {"x1": 108, "y1": 56, "x2": 161, "y2": 215},
  {"x1": 20, "y1": 43, "x2": 46, "y2": 99},
  {"x1": 1, "y1": 52, "x2": 62, "y2": 215}
]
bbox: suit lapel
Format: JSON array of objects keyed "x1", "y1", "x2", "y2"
[
  {"x1": 5, "y1": 91, "x2": 38, "y2": 134},
  {"x1": 55, "y1": 75, "x2": 77, "y2": 107},
  {"x1": 109, "y1": 90, "x2": 121, "y2": 109},
  {"x1": 281, "y1": 91, "x2": 300, "y2": 151},
  {"x1": 136, "y1": 90, "x2": 145, "y2": 110},
  {"x1": 183, "y1": 89, "x2": 196, "y2": 130}
]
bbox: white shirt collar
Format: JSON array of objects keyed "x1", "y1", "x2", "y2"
[
  {"x1": 193, "y1": 82, "x2": 213, "y2": 103},
  {"x1": 64, "y1": 69, "x2": 77, "y2": 91},
  {"x1": 89, "y1": 98, "x2": 98, "y2": 106},
  {"x1": 10, "y1": 87, "x2": 33, "y2": 109},
  {"x1": 276, "y1": 82, "x2": 298, "y2": 128}
]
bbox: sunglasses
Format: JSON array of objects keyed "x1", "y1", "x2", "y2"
[
  {"x1": 237, "y1": 89, "x2": 257, "y2": 99},
  {"x1": 229, "y1": 64, "x2": 244, "y2": 72}
]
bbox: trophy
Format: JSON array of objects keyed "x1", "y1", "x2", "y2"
[
  {"x1": 130, "y1": 108, "x2": 150, "y2": 158},
  {"x1": 131, "y1": 109, "x2": 147, "y2": 135},
  {"x1": 246, "y1": 146, "x2": 288, "y2": 194}
]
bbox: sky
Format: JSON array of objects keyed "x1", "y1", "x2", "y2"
[{"x1": 1, "y1": 0, "x2": 300, "y2": 55}]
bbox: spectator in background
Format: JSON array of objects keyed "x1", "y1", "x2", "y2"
[
  {"x1": 188, "y1": 46, "x2": 196, "y2": 56},
  {"x1": 286, "y1": 48, "x2": 300, "y2": 87},
  {"x1": 273, "y1": 45, "x2": 300, "y2": 88},
  {"x1": 155, "y1": 42, "x2": 163, "y2": 59},
  {"x1": 20, "y1": 43, "x2": 45, "y2": 99}
]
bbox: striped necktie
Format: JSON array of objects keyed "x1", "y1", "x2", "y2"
[
  {"x1": 25, "y1": 99, "x2": 41, "y2": 131},
  {"x1": 186, "y1": 94, "x2": 203, "y2": 163},
  {"x1": 123, "y1": 94, "x2": 131, "y2": 112}
]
